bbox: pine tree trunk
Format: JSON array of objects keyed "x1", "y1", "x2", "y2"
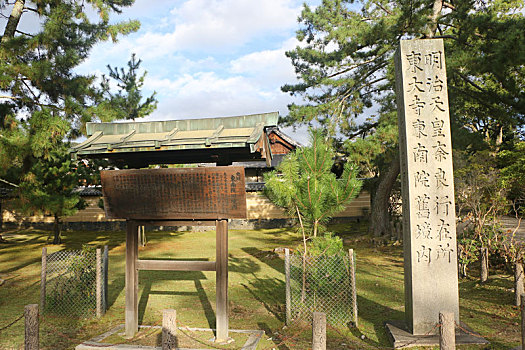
[
  {"x1": 1, "y1": 0, "x2": 25, "y2": 45},
  {"x1": 426, "y1": 0, "x2": 444, "y2": 38},
  {"x1": 370, "y1": 153, "x2": 400, "y2": 238},
  {"x1": 515, "y1": 261, "x2": 524, "y2": 306},
  {"x1": 52, "y1": 214, "x2": 61, "y2": 244},
  {"x1": 480, "y1": 247, "x2": 489, "y2": 283}
]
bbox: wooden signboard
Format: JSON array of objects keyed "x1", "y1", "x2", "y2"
[{"x1": 100, "y1": 166, "x2": 247, "y2": 220}]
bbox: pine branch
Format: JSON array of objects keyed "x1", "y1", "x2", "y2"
[
  {"x1": 347, "y1": 122, "x2": 380, "y2": 140},
  {"x1": 443, "y1": 2, "x2": 455, "y2": 10},
  {"x1": 0, "y1": 95, "x2": 63, "y2": 110},
  {"x1": 22, "y1": 6, "x2": 38, "y2": 13},
  {"x1": 0, "y1": 178, "x2": 19, "y2": 187},
  {"x1": 15, "y1": 29, "x2": 33, "y2": 37},
  {"x1": 326, "y1": 55, "x2": 387, "y2": 79},
  {"x1": 21, "y1": 79, "x2": 39, "y2": 102}
]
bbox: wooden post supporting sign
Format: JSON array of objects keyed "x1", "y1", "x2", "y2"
[
  {"x1": 102, "y1": 167, "x2": 245, "y2": 340},
  {"x1": 125, "y1": 221, "x2": 139, "y2": 338},
  {"x1": 215, "y1": 219, "x2": 229, "y2": 342}
]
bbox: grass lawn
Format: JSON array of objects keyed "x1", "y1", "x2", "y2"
[{"x1": 0, "y1": 221, "x2": 521, "y2": 349}]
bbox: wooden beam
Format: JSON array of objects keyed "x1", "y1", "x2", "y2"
[
  {"x1": 215, "y1": 219, "x2": 229, "y2": 342},
  {"x1": 125, "y1": 221, "x2": 139, "y2": 338},
  {"x1": 134, "y1": 220, "x2": 217, "y2": 227},
  {"x1": 136, "y1": 259, "x2": 216, "y2": 271}
]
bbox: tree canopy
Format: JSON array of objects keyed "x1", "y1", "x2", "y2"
[
  {"x1": 0, "y1": 0, "x2": 160, "y2": 242},
  {"x1": 282, "y1": 0, "x2": 525, "y2": 237},
  {"x1": 0, "y1": 0, "x2": 140, "y2": 176}
]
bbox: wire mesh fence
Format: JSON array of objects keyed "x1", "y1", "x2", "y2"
[
  {"x1": 42, "y1": 246, "x2": 107, "y2": 318},
  {"x1": 285, "y1": 249, "x2": 357, "y2": 326}
]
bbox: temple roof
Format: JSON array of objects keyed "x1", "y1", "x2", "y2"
[{"x1": 71, "y1": 112, "x2": 279, "y2": 167}]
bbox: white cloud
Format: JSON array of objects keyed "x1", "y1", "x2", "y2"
[
  {"x1": 141, "y1": 69, "x2": 297, "y2": 122},
  {"x1": 127, "y1": 0, "x2": 302, "y2": 57},
  {"x1": 229, "y1": 37, "x2": 300, "y2": 87}
]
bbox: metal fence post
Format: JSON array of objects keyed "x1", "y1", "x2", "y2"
[
  {"x1": 24, "y1": 304, "x2": 39, "y2": 350},
  {"x1": 96, "y1": 248, "x2": 102, "y2": 318},
  {"x1": 285, "y1": 248, "x2": 291, "y2": 325},
  {"x1": 312, "y1": 312, "x2": 326, "y2": 350},
  {"x1": 348, "y1": 249, "x2": 358, "y2": 327},
  {"x1": 162, "y1": 309, "x2": 177, "y2": 350},
  {"x1": 40, "y1": 248, "x2": 47, "y2": 312},
  {"x1": 103, "y1": 245, "x2": 109, "y2": 312}
]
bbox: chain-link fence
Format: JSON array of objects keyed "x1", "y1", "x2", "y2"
[
  {"x1": 285, "y1": 249, "x2": 357, "y2": 326},
  {"x1": 41, "y1": 246, "x2": 108, "y2": 318}
]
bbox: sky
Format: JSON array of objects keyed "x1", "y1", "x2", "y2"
[{"x1": 72, "y1": 0, "x2": 317, "y2": 144}]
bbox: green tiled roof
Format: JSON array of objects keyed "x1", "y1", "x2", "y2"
[{"x1": 71, "y1": 112, "x2": 279, "y2": 167}]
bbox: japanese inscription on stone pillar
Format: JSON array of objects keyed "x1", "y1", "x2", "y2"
[{"x1": 395, "y1": 39, "x2": 459, "y2": 335}]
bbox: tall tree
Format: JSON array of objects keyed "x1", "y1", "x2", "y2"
[
  {"x1": 282, "y1": 0, "x2": 525, "y2": 237},
  {"x1": 0, "y1": 0, "x2": 140, "y2": 174},
  {"x1": 0, "y1": 0, "x2": 148, "y2": 242}
]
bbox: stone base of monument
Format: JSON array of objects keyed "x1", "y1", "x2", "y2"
[{"x1": 385, "y1": 320, "x2": 489, "y2": 348}]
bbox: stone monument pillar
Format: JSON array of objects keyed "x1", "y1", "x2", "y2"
[{"x1": 395, "y1": 38, "x2": 459, "y2": 335}]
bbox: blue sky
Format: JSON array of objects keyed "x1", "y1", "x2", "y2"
[{"x1": 75, "y1": 0, "x2": 317, "y2": 143}]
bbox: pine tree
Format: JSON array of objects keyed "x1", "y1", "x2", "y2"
[
  {"x1": 282, "y1": 0, "x2": 525, "y2": 237},
  {"x1": 0, "y1": 1, "x2": 147, "y2": 242},
  {"x1": 18, "y1": 143, "x2": 87, "y2": 244},
  {"x1": 264, "y1": 129, "x2": 362, "y2": 240},
  {"x1": 0, "y1": 0, "x2": 140, "y2": 172}
]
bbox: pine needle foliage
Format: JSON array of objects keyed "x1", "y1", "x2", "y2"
[
  {"x1": 18, "y1": 142, "x2": 87, "y2": 244},
  {"x1": 264, "y1": 129, "x2": 362, "y2": 238},
  {"x1": 95, "y1": 53, "x2": 158, "y2": 122}
]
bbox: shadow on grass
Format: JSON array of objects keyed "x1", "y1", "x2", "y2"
[
  {"x1": 349, "y1": 294, "x2": 404, "y2": 348},
  {"x1": 257, "y1": 322, "x2": 290, "y2": 350},
  {"x1": 137, "y1": 269, "x2": 209, "y2": 326},
  {"x1": 228, "y1": 253, "x2": 260, "y2": 274},
  {"x1": 241, "y1": 278, "x2": 285, "y2": 323},
  {"x1": 242, "y1": 246, "x2": 284, "y2": 275}
]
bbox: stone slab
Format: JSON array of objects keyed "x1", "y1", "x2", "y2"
[
  {"x1": 75, "y1": 325, "x2": 263, "y2": 350},
  {"x1": 385, "y1": 320, "x2": 489, "y2": 348},
  {"x1": 395, "y1": 38, "x2": 460, "y2": 334}
]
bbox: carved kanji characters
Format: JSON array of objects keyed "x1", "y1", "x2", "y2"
[
  {"x1": 436, "y1": 243, "x2": 454, "y2": 263},
  {"x1": 435, "y1": 168, "x2": 449, "y2": 189},
  {"x1": 435, "y1": 219, "x2": 452, "y2": 241},
  {"x1": 435, "y1": 195, "x2": 452, "y2": 216},
  {"x1": 430, "y1": 96, "x2": 446, "y2": 112},
  {"x1": 409, "y1": 95, "x2": 426, "y2": 115},
  {"x1": 412, "y1": 119, "x2": 427, "y2": 138},
  {"x1": 406, "y1": 51, "x2": 423, "y2": 73},
  {"x1": 408, "y1": 76, "x2": 425, "y2": 92},
  {"x1": 416, "y1": 194, "x2": 431, "y2": 219},
  {"x1": 417, "y1": 245, "x2": 432, "y2": 263},
  {"x1": 431, "y1": 118, "x2": 445, "y2": 137},
  {"x1": 413, "y1": 143, "x2": 428, "y2": 163},
  {"x1": 414, "y1": 170, "x2": 430, "y2": 187},
  {"x1": 416, "y1": 222, "x2": 432, "y2": 239},
  {"x1": 433, "y1": 141, "x2": 449, "y2": 161},
  {"x1": 425, "y1": 51, "x2": 442, "y2": 69},
  {"x1": 427, "y1": 75, "x2": 444, "y2": 92}
]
